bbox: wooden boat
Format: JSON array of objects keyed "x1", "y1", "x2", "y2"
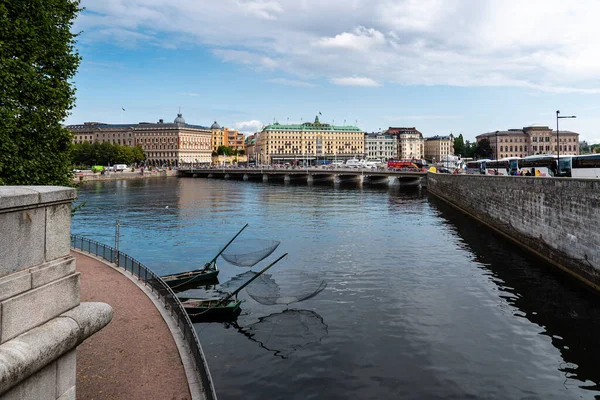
[
  {"x1": 160, "y1": 224, "x2": 248, "y2": 290},
  {"x1": 183, "y1": 298, "x2": 242, "y2": 322},
  {"x1": 161, "y1": 268, "x2": 219, "y2": 289}
]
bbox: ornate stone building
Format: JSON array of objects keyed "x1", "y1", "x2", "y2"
[
  {"x1": 384, "y1": 127, "x2": 425, "y2": 159},
  {"x1": 257, "y1": 116, "x2": 365, "y2": 164},
  {"x1": 364, "y1": 133, "x2": 397, "y2": 161},
  {"x1": 476, "y1": 126, "x2": 580, "y2": 159},
  {"x1": 67, "y1": 113, "x2": 212, "y2": 166},
  {"x1": 424, "y1": 134, "x2": 454, "y2": 162}
]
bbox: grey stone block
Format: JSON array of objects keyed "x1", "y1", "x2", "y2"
[
  {"x1": 0, "y1": 188, "x2": 39, "y2": 212},
  {"x1": 57, "y1": 386, "x2": 75, "y2": 400},
  {"x1": 0, "y1": 273, "x2": 80, "y2": 343},
  {"x1": 1, "y1": 361, "x2": 57, "y2": 400},
  {"x1": 30, "y1": 257, "x2": 75, "y2": 289},
  {"x1": 0, "y1": 208, "x2": 45, "y2": 277},
  {"x1": 45, "y1": 204, "x2": 71, "y2": 262},
  {"x1": 0, "y1": 302, "x2": 112, "y2": 395},
  {"x1": 0, "y1": 270, "x2": 32, "y2": 302},
  {"x1": 55, "y1": 350, "x2": 75, "y2": 399},
  {"x1": 22, "y1": 186, "x2": 75, "y2": 205}
]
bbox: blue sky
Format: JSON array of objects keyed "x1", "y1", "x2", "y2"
[{"x1": 69, "y1": 0, "x2": 600, "y2": 143}]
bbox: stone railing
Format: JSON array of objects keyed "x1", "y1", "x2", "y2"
[{"x1": 0, "y1": 187, "x2": 112, "y2": 399}]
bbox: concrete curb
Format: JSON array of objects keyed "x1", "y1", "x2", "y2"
[{"x1": 71, "y1": 249, "x2": 205, "y2": 400}]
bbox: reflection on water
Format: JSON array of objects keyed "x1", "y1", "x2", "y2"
[
  {"x1": 72, "y1": 178, "x2": 600, "y2": 400},
  {"x1": 429, "y1": 195, "x2": 600, "y2": 394},
  {"x1": 230, "y1": 309, "x2": 329, "y2": 359}
]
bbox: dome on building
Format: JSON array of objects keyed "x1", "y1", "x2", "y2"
[
  {"x1": 211, "y1": 121, "x2": 221, "y2": 130},
  {"x1": 174, "y1": 113, "x2": 186, "y2": 124}
]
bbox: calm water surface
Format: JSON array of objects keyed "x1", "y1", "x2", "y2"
[{"x1": 72, "y1": 178, "x2": 600, "y2": 400}]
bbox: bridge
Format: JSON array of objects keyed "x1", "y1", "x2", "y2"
[{"x1": 178, "y1": 167, "x2": 428, "y2": 187}]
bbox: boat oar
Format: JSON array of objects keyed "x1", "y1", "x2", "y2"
[
  {"x1": 223, "y1": 253, "x2": 288, "y2": 302},
  {"x1": 205, "y1": 223, "x2": 249, "y2": 269}
]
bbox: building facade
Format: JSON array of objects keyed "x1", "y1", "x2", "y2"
[
  {"x1": 210, "y1": 121, "x2": 245, "y2": 153},
  {"x1": 67, "y1": 113, "x2": 212, "y2": 166},
  {"x1": 384, "y1": 127, "x2": 425, "y2": 159},
  {"x1": 364, "y1": 133, "x2": 397, "y2": 161},
  {"x1": 476, "y1": 126, "x2": 580, "y2": 159},
  {"x1": 257, "y1": 116, "x2": 365, "y2": 164},
  {"x1": 424, "y1": 134, "x2": 454, "y2": 162}
]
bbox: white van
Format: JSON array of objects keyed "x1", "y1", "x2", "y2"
[{"x1": 114, "y1": 164, "x2": 128, "y2": 172}]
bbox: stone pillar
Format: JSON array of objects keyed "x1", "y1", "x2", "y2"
[{"x1": 0, "y1": 187, "x2": 112, "y2": 400}]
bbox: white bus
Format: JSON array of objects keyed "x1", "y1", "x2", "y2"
[
  {"x1": 486, "y1": 157, "x2": 520, "y2": 176},
  {"x1": 466, "y1": 159, "x2": 492, "y2": 175},
  {"x1": 517, "y1": 155, "x2": 557, "y2": 177},
  {"x1": 568, "y1": 154, "x2": 600, "y2": 179}
]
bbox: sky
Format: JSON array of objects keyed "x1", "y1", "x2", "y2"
[{"x1": 69, "y1": 0, "x2": 600, "y2": 143}]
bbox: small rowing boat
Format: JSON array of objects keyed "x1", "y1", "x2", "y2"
[
  {"x1": 161, "y1": 268, "x2": 219, "y2": 288},
  {"x1": 182, "y1": 298, "x2": 242, "y2": 322}
]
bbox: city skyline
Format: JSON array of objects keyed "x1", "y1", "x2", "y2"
[{"x1": 69, "y1": 0, "x2": 600, "y2": 142}]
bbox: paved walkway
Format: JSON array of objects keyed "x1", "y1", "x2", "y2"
[{"x1": 74, "y1": 251, "x2": 191, "y2": 400}]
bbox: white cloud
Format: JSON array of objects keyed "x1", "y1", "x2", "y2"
[
  {"x1": 77, "y1": 0, "x2": 600, "y2": 93},
  {"x1": 268, "y1": 78, "x2": 316, "y2": 87},
  {"x1": 234, "y1": 120, "x2": 263, "y2": 133},
  {"x1": 331, "y1": 77, "x2": 381, "y2": 87}
]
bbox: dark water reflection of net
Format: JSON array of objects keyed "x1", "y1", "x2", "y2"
[{"x1": 231, "y1": 309, "x2": 328, "y2": 359}]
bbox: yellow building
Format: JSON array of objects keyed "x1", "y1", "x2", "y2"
[
  {"x1": 424, "y1": 135, "x2": 454, "y2": 162},
  {"x1": 257, "y1": 116, "x2": 364, "y2": 164},
  {"x1": 210, "y1": 121, "x2": 245, "y2": 153},
  {"x1": 67, "y1": 113, "x2": 212, "y2": 166}
]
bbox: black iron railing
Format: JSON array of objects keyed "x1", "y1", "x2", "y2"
[{"x1": 70, "y1": 234, "x2": 217, "y2": 400}]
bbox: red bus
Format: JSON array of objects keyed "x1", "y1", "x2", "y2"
[{"x1": 387, "y1": 159, "x2": 419, "y2": 169}]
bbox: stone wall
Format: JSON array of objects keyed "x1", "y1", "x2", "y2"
[
  {"x1": 0, "y1": 187, "x2": 112, "y2": 399},
  {"x1": 428, "y1": 173, "x2": 600, "y2": 290}
]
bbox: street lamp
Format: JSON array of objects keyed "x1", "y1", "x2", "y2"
[
  {"x1": 494, "y1": 130, "x2": 499, "y2": 175},
  {"x1": 556, "y1": 110, "x2": 576, "y2": 175}
]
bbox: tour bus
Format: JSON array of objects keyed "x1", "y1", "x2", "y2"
[
  {"x1": 561, "y1": 154, "x2": 600, "y2": 179},
  {"x1": 465, "y1": 159, "x2": 492, "y2": 175},
  {"x1": 387, "y1": 159, "x2": 419, "y2": 169},
  {"x1": 486, "y1": 157, "x2": 519, "y2": 176},
  {"x1": 517, "y1": 155, "x2": 557, "y2": 177}
]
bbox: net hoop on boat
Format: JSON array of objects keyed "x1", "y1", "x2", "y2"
[{"x1": 221, "y1": 239, "x2": 281, "y2": 267}]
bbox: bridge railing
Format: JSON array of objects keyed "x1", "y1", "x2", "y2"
[{"x1": 70, "y1": 234, "x2": 217, "y2": 400}]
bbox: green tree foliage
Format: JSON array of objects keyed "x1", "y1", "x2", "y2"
[
  {"x1": 0, "y1": 0, "x2": 81, "y2": 185},
  {"x1": 71, "y1": 142, "x2": 146, "y2": 166},
  {"x1": 453, "y1": 134, "x2": 466, "y2": 156},
  {"x1": 464, "y1": 140, "x2": 476, "y2": 158},
  {"x1": 475, "y1": 139, "x2": 493, "y2": 159},
  {"x1": 216, "y1": 145, "x2": 234, "y2": 156}
]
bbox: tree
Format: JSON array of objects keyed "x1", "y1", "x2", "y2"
[
  {"x1": 464, "y1": 140, "x2": 476, "y2": 158},
  {"x1": 216, "y1": 145, "x2": 233, "y2": 156},
  {"x1": 475, "y1": 139, "x2": 493, "y2": 159},
  {"x1": 453, "y1": 134, "x2": 466, "y2": 157},
  {"x1": 0, "y1": 0, "x2": 82, "y2": 185}
]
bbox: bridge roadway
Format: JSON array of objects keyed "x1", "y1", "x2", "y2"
[{"x1": 178, "y1": 167, "x2": 427, "y2": 187}]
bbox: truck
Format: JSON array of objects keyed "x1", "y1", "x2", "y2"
[{"x1": 114, "y1": 164, "x2": 128, "y2": 172}]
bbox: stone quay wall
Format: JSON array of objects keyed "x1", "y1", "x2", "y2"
[
  {"x1": 428, "y1": 173, "x2": 600, "y2": 291},
  {"x1": 0, "y1": 187, "x2": 112, "y2": 399}
]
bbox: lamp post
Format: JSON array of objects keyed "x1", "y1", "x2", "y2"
[
  {"x1": 494, "y1": 131, "x2": 499, "y2": 175},
  {"x1": 556, "y1": 110, "x2": 576, "y2": 175}
]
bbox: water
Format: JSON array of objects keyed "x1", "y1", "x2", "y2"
[{"x1": 72, "y1": 178, "x2": 600, "y2": 400}]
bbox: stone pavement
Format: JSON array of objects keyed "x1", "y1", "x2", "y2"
[{"x1": 74, "y1": 251, "x2": 191, "y2": 400}]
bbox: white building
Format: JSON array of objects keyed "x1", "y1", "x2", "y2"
[{"x1": 364, "y1": 133, "x2": 397, "y2": 161}]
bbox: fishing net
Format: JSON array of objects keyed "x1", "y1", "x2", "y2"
[
  {"x1": 221, "y1": 239, "x2": 281, "y2": 267},
  {"x1": 240, "y1": 309, "x2": 328, "y2": 358},
  {"x1": 246, "y1": 274, "x2": 327, "y2": 305}
]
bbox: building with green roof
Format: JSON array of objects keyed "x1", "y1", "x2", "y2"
[{"x1": 257, "y1": 116, "x2": 365, "y2": 164}]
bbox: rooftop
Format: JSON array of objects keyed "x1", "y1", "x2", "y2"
[
  {"x1": 67, "y1": 113, "x2": 209, "y2": 130},
  {"x1": 262, "y1": 116, "x2": 362, "y2": 132}
]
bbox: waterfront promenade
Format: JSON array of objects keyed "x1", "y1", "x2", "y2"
[{"x1": 74, "y1": 251, "x2": 191, "y2": 400}]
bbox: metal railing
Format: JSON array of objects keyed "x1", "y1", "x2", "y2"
[{"x1": 71, "y1": 234, "x2": 217, "y2": 400}]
